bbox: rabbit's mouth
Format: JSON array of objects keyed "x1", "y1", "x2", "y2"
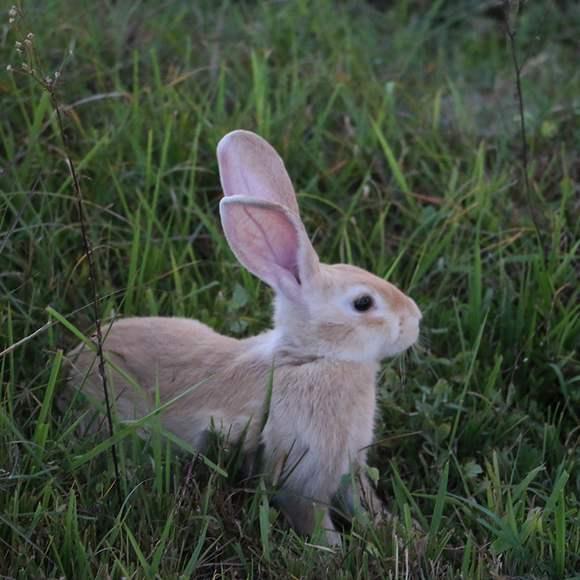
[{"x1": 381, "y1": 316, "x2": 421, "y2": 358}]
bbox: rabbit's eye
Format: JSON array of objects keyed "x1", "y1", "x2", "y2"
[{"x1": 353, "y1": 295, "x2": 373, "y2": 312}]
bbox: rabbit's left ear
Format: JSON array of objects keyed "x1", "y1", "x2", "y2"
[
  {"x1": 219, "y1": 196, "x2": 319, "y2": 301},
  {"x1": 217, "y1": 130, "x2": 300, "y2": 216}
]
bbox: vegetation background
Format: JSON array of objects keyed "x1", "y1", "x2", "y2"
[{"x1": 1, "y1": 0, "x2": 578, "y2": 577}]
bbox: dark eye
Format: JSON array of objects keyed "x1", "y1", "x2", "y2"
[{"x1": 353, "y1": 294, "x2": 373, "y2": 312}]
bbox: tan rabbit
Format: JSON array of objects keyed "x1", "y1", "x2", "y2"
[{"x1": 66, "y1": 130, "x2": 422, "y2": 544}]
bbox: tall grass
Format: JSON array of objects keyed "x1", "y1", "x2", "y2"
[{"x1": 1, "y1": 0, "x2": 578, "y2": 576}]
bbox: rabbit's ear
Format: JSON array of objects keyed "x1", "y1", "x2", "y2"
[
  {"x1": 217, "y1": 131, "x2": 300, "y2": 216},
  {"x1": 220, "y1": 196, "x2": 319, "y2": 300}
]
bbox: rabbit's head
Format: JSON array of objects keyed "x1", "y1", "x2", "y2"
[{"x1": 218, "y1": 131, "x2": 421, "y2": 363}]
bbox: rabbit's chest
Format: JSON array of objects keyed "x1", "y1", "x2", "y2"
[{"x1": 272, "y1": 363, "x2": 378, "y2": 456}]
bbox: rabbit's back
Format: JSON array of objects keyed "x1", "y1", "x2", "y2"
[
  {"x1": 65, "y1": 317, "x2": 271, "y2": 446},
  {"x1": 69, "y1": 317, "x2": 238, "y2": 392}
]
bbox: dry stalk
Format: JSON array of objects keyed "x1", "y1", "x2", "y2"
[
  {"x1": 503, "y1": 0, "x2": 548, "y2": 265},
  {"x1": 6, "y1": 4, "x2": 122, "y2": 501}
]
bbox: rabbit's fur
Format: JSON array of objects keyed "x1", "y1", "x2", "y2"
[{"x1": 65, "y1": 131, "x2": 422, "y2": 544}]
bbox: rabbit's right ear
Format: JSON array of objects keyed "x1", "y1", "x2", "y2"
[
  {"x1": 217, "y1": 131, "x2": 300, "y2": 216},
  {"x1": 220, "y1": 197, "x2": 320, "y2": 301}
]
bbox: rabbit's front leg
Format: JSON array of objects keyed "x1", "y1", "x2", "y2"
[
  {"x1": 273, "y1": 491, "x2": 341, "y2": 545},
  {"x1": 333, "y1": 459, "x2": 391, "y2": 526},
  {"x1": 267, "y1": 444, "x2": 343, "y2": 545}
]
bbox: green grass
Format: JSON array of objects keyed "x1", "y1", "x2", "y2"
[{"x1": 1, "y1": 0, "x2": 579, "y2": 577}]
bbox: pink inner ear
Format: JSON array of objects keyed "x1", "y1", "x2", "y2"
[
  {"x1": 220, "y1": 198, "x2": 312, "y2": 297},
  {"x1": 236, "y1": 205, "x2": 300, "y2": 283},
  {"x1": 241, "y1": 207, "x2": 300, "y2": 283}
]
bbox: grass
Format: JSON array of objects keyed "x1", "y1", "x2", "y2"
[{"x1": 1, "y1": 0, "x2": 579, "y2": 577}]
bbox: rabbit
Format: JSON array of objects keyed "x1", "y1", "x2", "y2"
[{"x1": 65, "y1": 130, "x2": 422, "y2": 545}]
